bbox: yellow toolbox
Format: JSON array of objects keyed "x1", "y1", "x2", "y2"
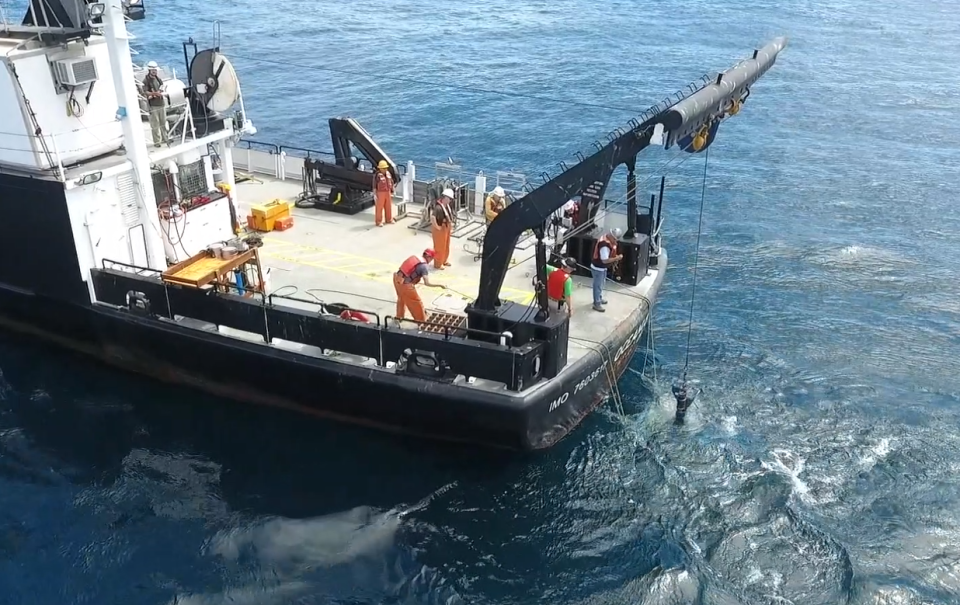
[
  {"x1": 248, "y1": 199, "x2": 292, "y2": 231},
  {"x1": 251, "y1": 199, "x2": 291, "y2": 221}
]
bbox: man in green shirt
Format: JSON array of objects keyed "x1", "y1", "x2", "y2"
[{"x1": 545, "y1": 257, "x2": 577, "y2": 316}]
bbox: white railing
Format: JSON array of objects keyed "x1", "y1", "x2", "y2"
[
  {"x1": 229, "y1": 141, "x2": 528, "y2": 217},
  {"x1": 228, "y1": 142, "x2": 638, "y2": 222}
]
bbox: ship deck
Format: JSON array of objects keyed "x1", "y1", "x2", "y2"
[{"x1": 229, "y1": 174, "x2": 664, "y2": 368}]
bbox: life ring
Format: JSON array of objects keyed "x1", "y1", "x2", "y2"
[{"x1": 339, "y1": 309, "x2": 370, "y2": 323}]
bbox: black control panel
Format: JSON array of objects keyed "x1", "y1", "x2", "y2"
[{"x1": 562, "y1": 233, "x2": 651, "y2": 287}]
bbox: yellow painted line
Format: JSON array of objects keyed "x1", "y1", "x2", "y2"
[
  {"x1": 277, "y1": 253, "x2": 333, "y2": 263},
  {"x1": 260, "y1": 237, "x2": 534, "y2": 305},
  {"x1": 263, "y1": 243, "x2": 353, "y2": 259},
  {"x1": 331, "y1": 260, "x2": 388, "y2": 271},
  {"x1": 265, "y1": 252, "x2": 384, "y2": 275},
  {"x1": 257, "y1": 239, "x2": 299, "y2": 251}
]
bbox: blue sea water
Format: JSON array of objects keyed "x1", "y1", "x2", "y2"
[{"x1": 2, "y1": 0, "x2": 960, "y2": 603}]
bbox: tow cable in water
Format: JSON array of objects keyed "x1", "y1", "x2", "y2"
[{"x1": 673, "y1": 145, "x2": 711, "y2": 424}]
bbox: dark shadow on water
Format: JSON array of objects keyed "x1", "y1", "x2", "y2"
[
  {"x1": 0, "y1": 331, "x2": 669, "y2": 605},
  {"x1": 0, "y1": 331, "x2": 584, "y2": 518}
]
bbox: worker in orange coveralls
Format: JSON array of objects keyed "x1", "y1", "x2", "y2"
[
  {"x1": 394, "y1": 248, "x2": 447, "y2": 323},
  {"x1": 373, "y1": 159, "x2": 395, "y2": 227},
  {"x1": 431, "y1": 188, "x2": 455, "y2": 269}
]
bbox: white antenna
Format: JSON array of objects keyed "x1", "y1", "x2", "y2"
[{"x1": 0, "y1": 1, "x2": 8, "y2": 30}]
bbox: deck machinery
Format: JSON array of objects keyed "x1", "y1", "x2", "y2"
[
  {"x1": 296, "y1": 118, "x2": 401, "y2": 215},
  {"x1": 465, "y1": 39, "x2": 788, "y2": 380}
]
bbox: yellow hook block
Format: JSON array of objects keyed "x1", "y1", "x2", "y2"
[{"x1": 692, "y1": 129, "x2": 708, "y2": 151}]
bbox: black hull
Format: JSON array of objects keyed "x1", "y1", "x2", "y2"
[{"x1": 0, "y1": 286, "x2": 647, "y2": 451}]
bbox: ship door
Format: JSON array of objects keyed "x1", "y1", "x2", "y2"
[{"x1": 118, "y1": 173, "x2": 149, "y2": 266}]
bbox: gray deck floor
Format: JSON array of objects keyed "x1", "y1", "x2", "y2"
[{"x1": 231, "y1": 175, "x2": 663, "y2": 365}]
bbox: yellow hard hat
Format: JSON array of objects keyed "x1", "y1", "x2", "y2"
[{"x1": 377, "y1": 160, "x2": 389, "y2": 169}]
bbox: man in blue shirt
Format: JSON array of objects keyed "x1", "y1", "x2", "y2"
[{"x1": 589, "y1": 228, "x2": 623, "y2": 312}]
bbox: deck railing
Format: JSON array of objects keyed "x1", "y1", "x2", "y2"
[
  {"x1": 228, "y1": 139, "x2": 635, "y2": 219},
  {"x1": 91, "y1": 264, "x2": 533, "y2": 391},
  {"x1": 229, "y1": 139, "x2": 531, "y2": 217}
]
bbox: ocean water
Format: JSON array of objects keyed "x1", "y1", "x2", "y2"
[{"x1": 2, "y1": 0, "x2": 960, "y2": 603}]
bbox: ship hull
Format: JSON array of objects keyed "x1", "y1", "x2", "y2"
[{"x1": 0, "y1": 285, "x2": 649, "y2": 451}]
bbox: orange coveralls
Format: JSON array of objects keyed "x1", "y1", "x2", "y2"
[
  {"x1": 394, "y1": 256, "x2": 428, "y2": 322},
  {"x1": 374, "y1": 169, "x2": 394, "y2": 226},
  {"x1": 431, "y1": 200, "x2": 453, "y2": 269}
]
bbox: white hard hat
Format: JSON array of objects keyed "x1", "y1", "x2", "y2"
[
  {"x1": 146, "y1": 60, "x2": 159, "y2": 69},
  {"x1": 492, "y1": 186, "x2": 505, "y2": 197},
  {"x1": 441, "y1": 188, "x2": 454, "y2": 198},
  {"x1": 610, "y1": 227, "x2": 623, "y2": 239}
]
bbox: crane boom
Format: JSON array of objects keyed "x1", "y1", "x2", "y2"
[{"x1": 472, "y1": 37, "x2": 788, "y2": 311}]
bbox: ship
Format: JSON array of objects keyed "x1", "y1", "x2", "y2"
[{"x1": 0, "y1": 0, "x2": 787, "y2": 450}]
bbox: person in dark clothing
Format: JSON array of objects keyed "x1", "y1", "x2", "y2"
[{"x1": 143, "y1": 61, "x2": 167, "y2": 147}]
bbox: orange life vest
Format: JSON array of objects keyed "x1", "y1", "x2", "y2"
[
  {"x1": 547, "y1": 268, "x2": 570, "y2": 301},
  {"x1": 398, "y1": 255, "x2": 425, "y2": 284},
  {"x1": 374, "y1": 170, "x2": 393, "y2": 192},
  {"x1": 435, "y1": 199, "x2": 453, "y2": 226},
  {"x1": 592, "y1": 237, "x2": 618, "y2": 266}
]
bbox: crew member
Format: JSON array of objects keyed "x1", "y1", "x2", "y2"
[
  {"x1": 394, "y1": 248, "x2": 447, "y2": 323},
  {"x1": 373, "y1": 159, "x2": 395, "y2": 227},
  {"x1": 561, "y1": 199, "x2": 579, "y2": 226},
  {"x1": 485, "y1": 186, "x2": 506, "y2": 224},
  {"x1": 142, "y1": 61, "x2": 167, "y2": 147},
  {"x1": 590, "y1": 228, "x2": 623, "y2": 312},
  {"x1": 549, "y1": 199, "x2": 579, "y2": 239},
  {"x1": 431, "y1": 188, "x2": 455, "y2": 269},
  {"x1": 545, "y1": 257, "x2": 577, "y2": 316}
]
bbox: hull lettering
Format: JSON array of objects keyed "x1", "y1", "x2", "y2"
[
  {"x1": 574, "y1": 365, "x2": 604, "y2": 394},
  {"x1": 615, "y1": 321, "x2": 645, "y2": 364},
  {"x1": 548, "y1": 391, "x2": 570, "y2": 413}
]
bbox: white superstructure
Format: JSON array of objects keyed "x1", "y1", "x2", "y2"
[{"x1": 0, "y1": 0, "x2": 252, "y2": 300}]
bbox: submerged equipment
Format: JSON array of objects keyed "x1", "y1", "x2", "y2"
[{"x1": 671, "y1": 379, "x2": 696, "y2": 424}]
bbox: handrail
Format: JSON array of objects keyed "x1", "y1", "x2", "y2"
[
  {"x1": 278, "y1": 145, "x2": 337, "y2": 161},
  {"x1": 231, "y1": 142, "x2": 522, "y2": 184},
  {"x1": 101, "y1": 258, "x2": 163, "y2": 276},
  {"x1": 323, "y1": 302, "x2": 383, "y2": 327},
  {"x1": 235, "y1": 139, "x2": 551, "y2": 191},
  {"x1": 93, "y1": 268, "x2": 537, "y2": 388},
  {"x1": 235, "y1": 139, "x2": 280, "y2": 154},
  {"x1": 266, "y1": 292, "x2": 382, "y2": 328},
  {"x1": 386, "y1": 315, "x2": 514, "y2": 347}
]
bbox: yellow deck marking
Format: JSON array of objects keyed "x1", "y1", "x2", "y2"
[
  {"x1": 259, "y1": 240, "x2": 351, "y2": 261},
  {"x1": 335, "y1": 260, "x2": 388, "y2": 271},
  {"x1": 260, "y1": 237, "x2": 534, "y2": 305}
]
